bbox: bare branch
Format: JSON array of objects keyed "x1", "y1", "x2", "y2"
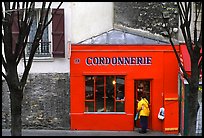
[
  {"x1": 3, "y1": 2, "x2": 14, "y2": 63},
  {"x1": 12, "y1": 2, "x2": 16, "y2": 10},
  {"x1": 198, "y1": 56, "x2": 202, "y2": 74},
  {"x1": 197, "y1": 3, "x2": 202, "y2": 48},
  {"x1": 24, "y1": 2, "x2": 29, "y2": 20},
  {"x1": 4, "y1": 2, "x2": 10, "y2": 11},
  {"x1": 183, "y1": 4, "x2": 193, "y2": 52},
  {"x1": 21, "y1": 19, "x2": 44, "y2": 83},
  {"x1": 16, "y1": 2, "x2": 35, "y2": 65},
  {"x1": 23, "y1": 49, "x2": 26, "y2": 68},
  {"x1": 2, "y1": 4, "x2": 5, "y2": 19},
  {"x1": 2, "y1": 32, "x2": 5, "y2": 46},
  {"x1": 20, "y1": 2, "x2": 63, "y2": 87},
  {"x1": 169, "y1": 38, "x2": 191, "y2": 83},
  {"x1": 178, "y1": 2, "x2": 185, "y2": 21},
  {"x1": 178, "y1": 2, "x2": 193, "y2": 58},
  {"x1": 17, "y1": 2, "x2": 20, "y2": 30},
  {"x1": 43, "y1": 2, "x2": 52, "y2": 27},
  {"x1": 178, "y1": 3, "x2": 187, "y2": 41},
  {"x1": 162, "y1": 5, "x2": 191, "y2": 83},
  {"x1": 14, "y1": 2, "x2": 29, "y2": 58},
  {"x1": 2, "y1": 72, "x2": 8, "y2": 81},
  {"x1": 24, "y1": 2, "x2": 34, "y2": 23},
  {"x1": 188, "y1": 3, "x2": 192, "y2": 26},
  {"x1": 2, "y1": 54, "x2": 8, "y2": 73},
  {"x1": 185, "y1": 2, "x2": 192, "y2": 25},
  {"x1": 194, "y1": 4, "x2": 198, "y2": 46},
  {"x1": 44, "y1": 2, "x2": 63, "y2": 28},
  {"x1": 197, "y1": 25, "x2": 202, "y2": 48}
]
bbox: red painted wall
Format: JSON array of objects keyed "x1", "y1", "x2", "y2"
[{"x1": 70, "y1": 44, "x2": 179, "y2": 134}]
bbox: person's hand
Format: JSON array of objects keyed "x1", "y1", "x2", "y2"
[{"x1": 142, "y1": 105, "x2": 144, "y2": 110}]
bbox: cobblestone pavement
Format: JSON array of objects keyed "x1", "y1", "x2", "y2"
[{"x1": 2, "y1": 129, "x2": 178, "y2": 136}]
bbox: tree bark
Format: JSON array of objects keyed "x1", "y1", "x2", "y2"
[
  {"x1": 187, "y1": 84, "x2": 199, "y2": 136},
  {"x1": 7, "y1": 64, "x2": 24, "y2": 136},
  {"x1": 10, "y1": 86, "x2": 23, "y2": 136},
  {"x1": 187, "y1": 57, "x2": 200, "y2": 136}
]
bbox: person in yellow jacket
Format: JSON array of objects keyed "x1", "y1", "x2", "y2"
[{"x1": 137, "y1": 94, "x2": 150, "y2": 134}]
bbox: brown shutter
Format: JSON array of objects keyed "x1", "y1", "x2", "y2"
[
  {"x1": 12, "y1": 12, "x2": 19, "y2": 53},
  {"x1": 52, "y1": 9, "x2": 65, "y2": 58}
]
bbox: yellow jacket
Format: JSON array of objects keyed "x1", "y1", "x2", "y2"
[{"x1": 137, "y1": 98, "x2": 150, "y2": 118}]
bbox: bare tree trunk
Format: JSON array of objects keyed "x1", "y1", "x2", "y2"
[
  {"x1": 187, "y1": 59, "x2": 200, "y2": 136},
  {"x1": 2, "y1": 2, "x2": 63, "y2": 136},
  {"x1": 187, "y1": 84, "x2": 199, "y2": 136},
  {"x1": 10, "y1": 88, "x2": 23, "y2": 136},
  {"x1": 7, "y1": 65, "x2": 24, "y2": 136}
]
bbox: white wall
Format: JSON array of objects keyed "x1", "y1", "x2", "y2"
[
  {"x1": 18, "y1": 58, "x2": 70, "y2": 73},
  {"x1": 71, "y1": 2, "x2": 114, "y2": 43}
]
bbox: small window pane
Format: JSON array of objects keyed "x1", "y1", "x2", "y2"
[
  {"x1": 85, "y1": 76, "x2": 94, "y2": 100},
  {"x1": 85, "y1": 102, "x2": 94, "y2": 112},
  {"x1": 116, "y1": 101, "x2": 125, "y2": 112},
  {"x1": 106, "y1": 76, "x2": 115, "y2": 112},
  {"x1": 116, "y1": 76, "x2": 125, "y2": 100},
  {"x1": 144, "y1": 80, "x2": 150, "y2": 103},
  {"x1": 96, "y1": 76, "x2": 104, "y2": 112}
]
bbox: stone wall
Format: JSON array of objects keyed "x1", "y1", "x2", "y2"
[
  {"x1": 114, "y1": 2, "x2": 179, "y2": 38},
  {"x1": 2, "y1": 73, "x2": 70, "y2": 130}
]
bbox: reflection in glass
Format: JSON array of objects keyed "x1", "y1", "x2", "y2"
[
  {"x1": 106, "y1": 76, "x2": 114, "y2": 112},
  {"x1": 85, "y1": 76, "x2": 94, "y2": 100},
  {"x1": 85, "y1": 102, "x2": 94, "y2": 112},
  {"x1": 116, "y1": 102, "x2": 125, "y2": 112},
  {"x1": 96, "y1": 76, "x2": 104, "y2": 112},
  {"x1": 116, "y1": 76, "x2": 125, "y2": 100},
  {"x1": 137, "y1": 80, "x2": 150, "y2": 104},
  {"x1": 85, "y1": 75, "x2": 125, "y2": 113}
]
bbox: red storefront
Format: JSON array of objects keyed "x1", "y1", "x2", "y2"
[{"x1": 70, "y1": 42, "x2": 180, "y2": 134}]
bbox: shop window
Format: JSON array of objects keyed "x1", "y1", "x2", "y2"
[{"x1": 85, "y1": 75, "x2": 125, "y2": 112}]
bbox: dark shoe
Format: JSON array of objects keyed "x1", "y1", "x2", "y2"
[{"x1": 139, "y1": 130, "x2": 147, "y2": 134}]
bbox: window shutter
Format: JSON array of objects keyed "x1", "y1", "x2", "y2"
[
  {"x1": 52, "y1": 9, "x2": 65, "y2": 58},
  {"x1": 12, "y1": 12, "x2": 19, "y2": 53}
]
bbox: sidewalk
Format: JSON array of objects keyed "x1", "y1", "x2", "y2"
[{"x1": 2, "y1": 129, "x2": 179, "y2": 136}]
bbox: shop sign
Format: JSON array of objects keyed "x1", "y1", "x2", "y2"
[{"x1": 85, "y1": 57, "x2": 152, "y2": 66}]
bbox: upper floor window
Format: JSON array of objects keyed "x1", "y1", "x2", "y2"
[
  {"x1": 12, "y1": 9, "x2": 65, "y2": 58},
  {"x1": 85, "y1": 75, "x2": 125, "y2": 113},
  {"x1": 27, "y1": 9, "x2": 51, "y2": 57}
]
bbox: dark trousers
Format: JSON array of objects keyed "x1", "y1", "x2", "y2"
[{"x1": 140, "y1": 116, "x2": 148, "y2": 132}]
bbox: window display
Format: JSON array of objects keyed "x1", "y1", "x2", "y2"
[{"x1": 85, "y1": 75, "x2": 125, "y2": 112}]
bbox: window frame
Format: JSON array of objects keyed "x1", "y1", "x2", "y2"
[
  {"x1": 84, "y1": 75, "x2": 126, "y2": 114},
  {"x1": 26, "y1": 8, "x2": 53, "y2": 58}
]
